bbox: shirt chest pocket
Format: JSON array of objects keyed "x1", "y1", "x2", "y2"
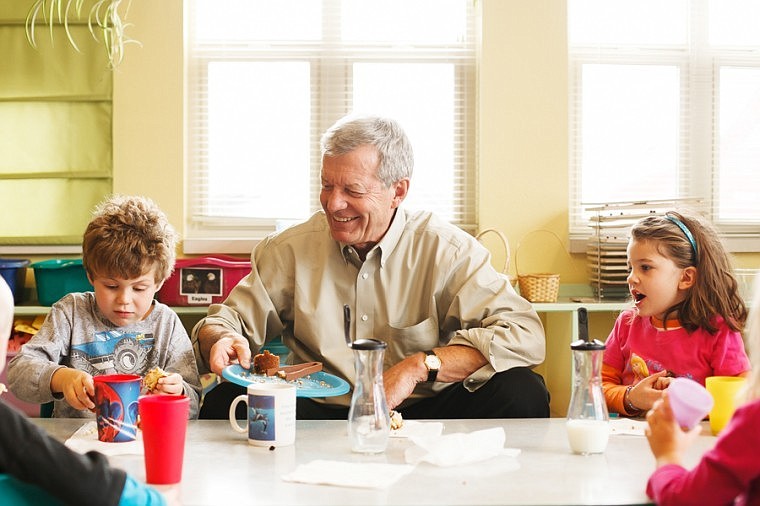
[{"x1": 382, "y1": 317, "x2": 439, "y2": 369}]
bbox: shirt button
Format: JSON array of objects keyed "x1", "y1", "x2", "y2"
[
  {"x1": 361, "y1": 314, "x2": 368, "y2": 321},
  {"x1": 362, "y1": 272, "x2": 369, "y2": 279}
]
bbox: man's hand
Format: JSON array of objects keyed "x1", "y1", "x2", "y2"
[
  {"x1": 51, "y1": 367, "x2": 95, "y2": 411},
  {"x1": 209, "y1": 336, "x2": 252, "y2": 376},
  {"x1": 383, "y1": 354, "x2": 427, "y2": 410},
  {"x1": 198, "y1": 325, "x2": 252, "y2": 376},
  {"x1": 383, "y1": 345, "x2": 488, "y2": 410}
]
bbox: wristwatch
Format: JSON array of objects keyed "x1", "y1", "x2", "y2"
[{"x1": 423, "y1": 350, "x2": 441, "y2": 382}]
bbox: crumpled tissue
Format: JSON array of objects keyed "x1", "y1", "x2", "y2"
[{"x1": 404, "y1": 427, "x2": 520, "y2": 467}]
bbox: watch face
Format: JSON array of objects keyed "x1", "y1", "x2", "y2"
[{"x1": 425, "y1": 354, "x2": 441, "y2": 370}]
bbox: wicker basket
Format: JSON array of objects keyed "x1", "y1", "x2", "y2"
[
  {"x1": 476, "y1": 228, "x2": 518, "y2": 287},
  {"x1": 517, "y1": 273, "x2": 560, "y2": 303},
  {"x1": 515, "y1": 230, "x2": 564, "y2": 303}
]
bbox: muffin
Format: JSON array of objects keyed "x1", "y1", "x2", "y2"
[{"x1": 253, "y1": 350, "x2": 280, "y2": 374}]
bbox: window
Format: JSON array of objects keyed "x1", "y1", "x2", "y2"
[
  {"x1": 186, "y1": 0, "x2": 477, "y2": 253},
  {"x1": 568, "y1": 0, "x2": 760, "y2": 248}
]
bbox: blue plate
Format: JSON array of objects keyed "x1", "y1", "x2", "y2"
[{"x1": 221, "y1": 364, "x2": 350, "y2": 398}]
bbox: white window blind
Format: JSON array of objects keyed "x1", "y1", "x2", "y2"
[
  {"x1": 568, "y1": 0, "x2": 760, "y2": 248},
  {"x1": 186, "y1": 0, "x2": 477, "y2": 252},
  {"x1": 0, "y1": 7, "x2": 112, "y2": 247}
]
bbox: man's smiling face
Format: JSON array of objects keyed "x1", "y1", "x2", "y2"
[{"x1": 319, "y1": 144, "x2": 408, "y2": 257}]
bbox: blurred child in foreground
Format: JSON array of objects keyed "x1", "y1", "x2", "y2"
[
  {"x1": 0, "y1": 278, "x2": 173, "y2": 505},
  {"x1": 645, "y1": 276, "x2": 760, "y2": 504}
]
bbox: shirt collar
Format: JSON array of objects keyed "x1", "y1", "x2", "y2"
[
  {"x1": 339, "y1": 208, "x2": 407, "y2": 268},
  {"x1": 650, "y1": 315, "x2": 682, "y2": 331}
]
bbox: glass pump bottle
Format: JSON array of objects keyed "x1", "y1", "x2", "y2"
[
  {"x1": 347, "y1": 338, "x2": 390, "y2": 453},
  {"x1": 566, "y1": 308, "x2": 610, "y2": 455}
]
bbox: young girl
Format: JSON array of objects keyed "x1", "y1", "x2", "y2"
[
  {"x1": 602, "y1": 211, "x2": 750, "y2": 416},
  {"x1": 645, "y1": 277, "x2": 760, "y2": 504}
]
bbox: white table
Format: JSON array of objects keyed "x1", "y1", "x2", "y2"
[{"x1": 33, "y1": 417, "x2": 717, "y2": 506}]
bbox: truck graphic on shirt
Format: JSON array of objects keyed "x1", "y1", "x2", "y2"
[{"x1": 70, "y1": 331, "x2": 155, "y2": 375}]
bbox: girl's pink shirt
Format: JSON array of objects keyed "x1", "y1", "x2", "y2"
[{"x1": 604, "y1": 309, "x2": 750, "y2": 385}]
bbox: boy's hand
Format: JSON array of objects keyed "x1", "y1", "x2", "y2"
[
  {"x1": 51, "y1": 367, "x2": 95, "y2": 411},
  {"x1": 151, "y1": 372, "x2": 184, "y2": 396}
]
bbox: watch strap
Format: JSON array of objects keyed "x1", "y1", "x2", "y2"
[{"x1": 424, "y1": 349, "x2": 439, "y2": 382}]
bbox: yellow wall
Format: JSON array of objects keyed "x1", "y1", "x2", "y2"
[
  {"x1": 113, "y1": 0, "x2": 185, "y2": 232},
  {"x1": 113, "y1": 0, "x2": 758, "y2": 275}
]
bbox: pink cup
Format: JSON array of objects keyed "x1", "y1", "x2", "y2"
[
  {"x1": 667, "y1": 377, "x2": 714, "y2": 429},
  {"x1": 138, "y1": 395, "x2": 190, "y2": 484}
]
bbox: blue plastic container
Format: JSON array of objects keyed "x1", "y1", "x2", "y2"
[
  {"x1": 260, "y1": 336, "x2": 291, "y2": 360},
  {"x1": 0, "y1": 258, "x2": 31, "y2": 304},
  {"x1": 31, "y1": 259, "x2": 93, "y2": 306}
]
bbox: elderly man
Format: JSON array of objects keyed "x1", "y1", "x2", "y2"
[{"x1": 193, "y1": 114, "x2": 549, "y2": 419}]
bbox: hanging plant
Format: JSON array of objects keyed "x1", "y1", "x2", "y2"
[{"x1": 25, "y1": 0, "x2": 139, "y2": 69}]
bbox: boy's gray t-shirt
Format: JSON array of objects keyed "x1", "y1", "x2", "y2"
[{"x1": 8, "y1": 292, "x2": 201, "y2": 418}]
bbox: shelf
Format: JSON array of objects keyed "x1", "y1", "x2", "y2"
[
  {"x1": 13, "y1": 305, "x2": 211, "y2": 316},
  {"x1": 532, "y1": 299, "x2": 630, "y2": 312}
]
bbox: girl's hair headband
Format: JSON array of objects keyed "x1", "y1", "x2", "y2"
[{"x1": 665, "y1": 214, "x2": 698, "y2": 264}]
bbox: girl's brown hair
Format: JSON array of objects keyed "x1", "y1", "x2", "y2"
[
  {"x1": 630, "y1": 211, "x2": 747, "y2": 334},
  {"x1": 82, "y1": 195, "x2": 178, "y2": 284}
]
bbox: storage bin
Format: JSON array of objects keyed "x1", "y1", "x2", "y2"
[
  {"x1": 156, "y1": 255, "x2": 251, "y2": 306},
  {"x1": 0, "y1": 258, "x2": 30, "y2": 304},
  {"x1": 32, "y1": 259, "x2": 93, "y2": 306}
]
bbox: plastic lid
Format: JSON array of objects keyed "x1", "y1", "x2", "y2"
[
  {"x1": 30, "y1": 258, "x2": 83, "y2": 269},
  {"x1": 570, "y1": 339, "x2": 606, "y2": 351},
  {"x1": 0, "y1": 258, "x2": 30, "y2": 268},
  {"x1": 349, "y1": 338, "x2": 387, "y2": 350}
]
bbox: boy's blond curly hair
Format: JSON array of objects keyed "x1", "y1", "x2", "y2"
[{"x1": 82, "y1": 195, "x2": 178, "y2": 284}]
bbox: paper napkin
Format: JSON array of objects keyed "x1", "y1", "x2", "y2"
[
  {"x1": 281, "y1": 460, "x2": 414, "y2": 489},
  {"x1": 64, "y1": 421, "x2": 144, "y2": 456},
  {"x1": 609, "y1": 418, "x2": 648, "y2": 436},
  {"x1": 389, "y1": 420, "x2": 444, "y2": 438}
]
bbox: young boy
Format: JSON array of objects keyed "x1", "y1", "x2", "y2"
[
  {"x1": 7, "y1": 195, "x2": 200, "y2": 418},
  {"x1": 0, "y1": 278, "x2": 171, "y2": 504}
]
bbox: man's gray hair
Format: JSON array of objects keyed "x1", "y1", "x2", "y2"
[{"x1": 320, "y1": 115, "x2": 414, "y2": 187}]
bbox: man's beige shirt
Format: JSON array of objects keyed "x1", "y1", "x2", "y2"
[{"x1": 192, "y1": 208, "x2": 545, "y2": 408}]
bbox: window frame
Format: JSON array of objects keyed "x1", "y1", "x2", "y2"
[
  {"x1": 184, "y1": 1, "x2": 477, "y2": 254},
  {"x1": 568, "y1": 2, "x2": 760, "y2": 253}
]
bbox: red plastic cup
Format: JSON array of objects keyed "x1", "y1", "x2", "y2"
[{"x1": 138, "y1": 395, "x2": 190, "y2": 484}]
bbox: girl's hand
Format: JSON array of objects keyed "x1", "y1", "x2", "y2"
[
  {"x1": 151, "y1": 372, "x2": 185, "y2": 396},
  {"x1": 645, "y1": 394, "x2": 701, "y2": 467},
  {"x1": 653, "y1": 373, "x2": 674, "y2": 390},
  {"x1": 51, "y1": 367, "x2": 95, "y2": 411},
  {"x1": 629, "y1": 370, "x2": 670, "y2": 410}
]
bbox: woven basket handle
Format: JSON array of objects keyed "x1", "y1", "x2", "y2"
[
  {"x1": 476, "y1": 228, "x2": 511, "y2": 275},
  {"x1": 515, "y1": 229, "x2": 567, "y2": 276}
]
